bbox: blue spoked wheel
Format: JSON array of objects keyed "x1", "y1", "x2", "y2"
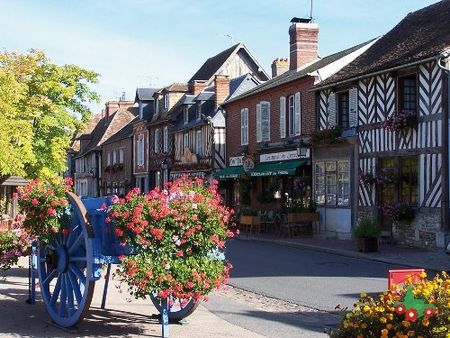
[
  {"x1": 150, "y1": 293, "x2": 200, "y2": 321},
  {"x1": 37, "y1": 192, "x2": 95, "y2": 327}
]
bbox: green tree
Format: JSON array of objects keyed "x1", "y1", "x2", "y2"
[{"x1": 0, "y1": 49, "x2": 99, "y2": 178}]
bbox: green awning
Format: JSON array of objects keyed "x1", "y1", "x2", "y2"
[
  {"x1": 249, "y1": 160, "x2": 307, "y2": 177},
  {"x1": 214, "y1": 166, "x2": 244, "y2": 179}
]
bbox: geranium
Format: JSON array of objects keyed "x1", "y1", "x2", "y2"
[
  {"x1": 329, "y1": 272, "x2": 450, "y2": 337},
  {"x1": 381, "y1": 110, "x2": 418, "y2": 133},
  {"x1": 0, "y1": 215, "x2": 31, "y2": 270},
  {"x1": 110, "y1": 176, "x2": 237, "y2": 301},
  {"x1": 16, "y1": 177, "x2": 72, "y2": 243}
]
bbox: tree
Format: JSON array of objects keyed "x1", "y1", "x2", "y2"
[{"x1": 0, "y1": 49, "x2": 99, "y2": 178}]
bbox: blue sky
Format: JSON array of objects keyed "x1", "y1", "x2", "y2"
[{"x1": 0, "y1": 0, "x2": 439, "y2": 112}]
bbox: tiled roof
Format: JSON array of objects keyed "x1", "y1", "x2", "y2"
[
  {"x1": 135, "y1": 88, "x2": 157, "y2": 102},
  {"x1": 102, "y1": 116, "x2": 137, "y2": 145},
  {"x1": 188, "y1": 43, "x2": 241, "y2": 82},
  {"x1": 224, "y1": 39, "x2": 375, "y2": 104},
  {"x1": 70, "y1": 113, "x2": 102, "y2": 153},
  {"x1": 195, "y1": 91, "x2": 215, "y2": 101},
  {"x1": 316, "y1": 0, "x2": 450, "y2": 88},
  {"x1": 75, "y1": 106, "x2": 137, "y2": 158},
  {"x1": 161, "y1": 83, "x2": 189, "y2": 93}
]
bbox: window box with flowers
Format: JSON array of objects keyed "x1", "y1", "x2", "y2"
[
  {"x1": 381, "y1": 110, "x2": 418, "y2": 134},
  {"x1": 311, "y1": 126, "x2": 343, "y2": 146},
  {"x1": 380, "y1": 202, "x2": 416, "y2": 226},
  {"x1": 359, "y1": 171, "x2": 376, "y2": 187}
]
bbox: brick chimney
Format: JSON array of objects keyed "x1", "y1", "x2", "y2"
[
  {"x1": 118, "y1": 100, "x2": 134, "y2": 109},
  {"x1": 214, "y1": 75, "x2": 230, "y2": 109},
  {"x1": 189, "y1": 80, "x2": 208, "y2": 95},
  {"x1": 105, "y1": 101, "x2": 119, "y2": 119},
  {"x1": 271, "y1": 58, "x2": 289, "y2": 77},
  {"x1": 289, "y1": 18, "x2": 319, "y2": 71}
]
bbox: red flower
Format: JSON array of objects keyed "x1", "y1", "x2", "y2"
[
  {"x1": 395, "y1": 304, "x2": 406, "y2": 315},
  {"x1": 47, "y1": 208, "x2": 57, "y2": 216},
  {"x1": 423, "y1": 307, "x2": 436, "y2": 317},
  {"x1": 405, "y1": 308, "x2": 418, "y2": 322},
  {"x1": 31, "y1": 198, "x2": 39, "y2": 206},
  {"x1": 114, "y1": 228, "x2": 124, "y2": 237}
]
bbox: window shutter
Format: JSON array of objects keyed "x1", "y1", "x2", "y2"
[
  {"x1": 280, "y1": 96, "x2": 286, "y2": 139},
  {"x1": 294, "y1": 92, "x2": 301, "y2": 135},
  {"x1": 256, "y1": 103, "x2": 262, "y2": 142},
  {"x1": 261, "y1": 102, "x2": 270, "y2": 141},
  {"x1": 241, "y1": 108, "x2": 248, "y2": 145},
  {"x1": 349, "y1": 88, "x2": 358, "y2": 127},
  {"x1": 328, "y1": 93, "x2": 337, "y2": 127}
]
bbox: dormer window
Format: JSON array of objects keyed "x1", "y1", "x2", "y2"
[
  {"x1": 155, "y1": 98, "x2": 159, "y2": 114},
  {"x1": 183, "y1": 105, "x2": 189, "y2": 124},
  {"x1": 196, "y1": 102, "x2": 202, "y2": 120},
  {"x1": 164, "y1": 94, "x2": 169, "y2": 110}
]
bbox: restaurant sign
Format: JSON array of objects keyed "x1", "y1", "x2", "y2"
[
  {"x1": 260, "y1": 149, "x2": 310, "y2": 163},
  {"x1": 229, "y1": 156, "x2": 243, "y2": 167}
]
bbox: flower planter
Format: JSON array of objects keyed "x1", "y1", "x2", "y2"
[
  {"x1": 240, "y1": 215, "x2": 261, "y2": 235},
  {"x1": 357, "y1": 237, "x2": 379, "y2": 252},
  {"x1": 287, "y1": 212, "x2": 320, "y2": 223}
]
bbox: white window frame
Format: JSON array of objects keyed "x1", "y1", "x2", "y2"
[
  {"x1": 164, "y1": 94, "x2": 169, "y2": 110},
  {"x1": 155, "y1": 98, "x2": 159, "y2": 115},
  {"x1": 280, "y1": 97, "x2": 286, "y2": 139},
  {"x1": 112, "y1": 149, "x2": 117, "y2": 164},
  {"x1": 119, "y1": 148, "x2": 124, "y2": 164},
  {"x1": 260, "y1": 101, "x2": 270, "y2": 142},
  {"x1": 195, "y1": 129, "x2": 202, "y2": 155},
  {"x1": 137, "y1": 135, "x2": 144, "y2": 166},
  {"x1": 163, "y1": 126, "x2": 168, "y2": 153},
  {"x1": 196, "y1": 102, "x2": 202, "y2": 120},
  {"x1": 294, "y1": 92, "x2": 301, "y2": 136},
  {"x1": 314, "y1": 160, "x2": 350, "y2": 207},
  {"x1": 241, "y1": 108, "x2": 249, "y2": 145},
  {"x1": 183, "y1": 133, "x2": 189, "y2": 149},
  {"x1": 107, "y1": 152, "x2": 111, "y2": 165}
]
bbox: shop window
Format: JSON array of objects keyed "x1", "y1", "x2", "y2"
[
  {"x1": 398, "y1": 75, "x2": 417, "y2": 114},
  {"x1": 315, "y1": 160, "x2": 350, "y2": 206}
]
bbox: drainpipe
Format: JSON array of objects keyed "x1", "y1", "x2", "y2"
[{"x1": 437, "y1": 51, "x2": 450, "y2": 236}]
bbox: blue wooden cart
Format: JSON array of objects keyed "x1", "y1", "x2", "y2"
[{"x1": 30, "y1": 192, "x2": 199, "y2": 329}]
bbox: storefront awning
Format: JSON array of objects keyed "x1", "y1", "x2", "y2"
[
  {"x1": 213, "y1": 166, "x2": 244, "y2": 179},
  {"x1": 249, "y1": 160, "x2": 307, "y2": 177}
]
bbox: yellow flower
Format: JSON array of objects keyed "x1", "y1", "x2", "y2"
[
  {"x1": 402, "y1": 320, "x2": 411, "y2": 328},
  {"x1": 421, "y1": 318, "x2": 429, "y2": 327},
  {"x1": 363, "y1": 305, "x2": 370, "y2": 312},
  {"x1": 381, "y1": 328, "x2": 389, "y2": 335},
  {"x1": 387, "y1": 323, "x2": 393, "y2": 329},
  {"x1": 360, "y1": 292, "x2": 367, "y2": 298},
  {"x1": 380, "y1": 317, "x2": 387, "y2": 324},
  {"x1": 420, "y1": 271, "x2": 427, "y2": 278},
  {"x1": 407, "y1": 331, "x2": 415, "y2": 337},
  {"x1": 361, "y1": 323, "x2": 368, "y2": 329}
]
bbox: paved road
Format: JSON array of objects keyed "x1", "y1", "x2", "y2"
[{"x1": 205, "y1": 239, "x2": 402, "y2": 337}]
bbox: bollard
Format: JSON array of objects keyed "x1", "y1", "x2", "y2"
[
  {"x1": 161, "y1": 298, "x2": 169, "y2": 338},
  {"x1": 26, "y1": 240, "x2": 37, "y2": 304},
  {"x1": 101, "y1": 263, "x2": 111, "y2": 309}
]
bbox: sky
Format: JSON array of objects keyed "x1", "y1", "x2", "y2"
[{"x1": 0, "y1": 0, "x2": 440, "y2": 113}]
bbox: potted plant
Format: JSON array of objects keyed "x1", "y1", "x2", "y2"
[{"x1": 354, "y1": 216, "x2": 381, "y2": 252}]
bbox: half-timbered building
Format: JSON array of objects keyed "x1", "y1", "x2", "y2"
[{"x1": 313, "y1": 1, "x2": 450, "y2": 247}]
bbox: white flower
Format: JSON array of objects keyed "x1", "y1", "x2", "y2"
[
  {"x1": 175, "y1": 240, "x2": 181, "y2": 246},
  {"x1": 192, "y1": 203, "x2": 198, "y2": 209},
  {"x1": 164, "y1": 263, "x2": 171, "y2": 270}
]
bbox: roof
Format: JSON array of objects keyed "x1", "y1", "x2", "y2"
[
  {"x1": 316, "y1": 1, "x2": 450, "y2": 89},
  {"x1": 70, "y1": 113, "x2": 102, "y2": 153},
  {"x1": 0, "y1": 176, "x2": 28, "y2": 186},
  {"x1": 228, "y1": 73, "x2": 262, "y2": 100},
  {"x1": 161, "y1": 83, "x2": 189, "y2": 93},
  {"x1": 224, "y1": 39, "x2": 375, "y2": 104},
  {"x1": 75, "y1": 106, "x2": 137, "y2": 158},
  {"x1": 135, "y1": 88, "x2": 157, "y2": 102},
  {"x1": 102, "y1": 117, "x2": 136, "y2": 145},
  {"x1": 195, "y1": 91, "x2": 215, "y2": 101},
  {"x1": 188, "y1": 42, "x2": 269, "y2": 83}
]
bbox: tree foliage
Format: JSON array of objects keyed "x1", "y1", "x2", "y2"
[{"x1": 0, "y1": 49, "x2": 99, "y2": 178}]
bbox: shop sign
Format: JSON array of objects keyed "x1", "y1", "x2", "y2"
[
  {"x1": 242, "y1": 155, "x2": 255, "y2": 172},
  {"x1": 260, "y1": 149, "x2": 309, "y2": 163},
  {"x1": 229, "y1": 156, "x2": 243, "y2": 167}
]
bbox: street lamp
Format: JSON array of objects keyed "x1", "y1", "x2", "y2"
[{"x1": 298, "y1": 139, "x2": 308, "y2": 157}]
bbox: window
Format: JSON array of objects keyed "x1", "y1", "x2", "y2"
[
  {"x1": 139, "y1": 103, "x2": 143, "y2": 119},
  {"x1": 288, "y1": 93, "x2": 301, "y2": 136},
  {"x1": 164, "y1": 94, "x2": 169, "y2": 110},
  {"x1": 398, "y1": 75, "x2": 417, "y2": 113},
  {"x1": 154, "y1": 128, "x2": 161, "y2": 154},
  {"x1": 315, "y1": 160, "x2": 350, "y2": 206},
  {"x1": 196, "y1": 102, "x2": 202, "y2": 120},
  {"x1": 241, "y1": 108, "x2": 249, "y2": 145},
  {"x1": 107, "y1": 152, "x2": 111, "y2": 166},
  {"x1": 119, "y1": 148, "x2": 124, "y2": 164},
  {"x1": 183, "y1": 133, "x2": 189, "y2": 149},
  {"x1": 163, "y1": 126, "x2": 169, "y2": 153},
  {"x1": 183, "y1": 106, "x2": 189, "y2": 124},
  {"x1": 137, "y1": 135, "x2": 144, "y2": 166},
  {"x1": 338, "y1": 91, "x2": 349, "y2": 129},
  {"x1": 400, "y1": 157, "x2": 418, "y2": 205},
  {"x1": 195, "y1": 129, "x2": 202, "y2": 155},
  {"x1": 112, "y1": 149, "x2": 117, "y2": 164},
  {"x1": 155, "y1": 98, "x2": 159, "y2": 114},
  {"x1": 256, "y1": 101, "x2": 270, "y2": 142},
  {"x1": 155, "y1": 171, "x2": 161, "y2": 189},
  {"x1": 279, "y1": 97, "x2": 286, "y2": 139}
]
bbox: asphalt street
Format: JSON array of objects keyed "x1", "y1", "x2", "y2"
[{"x1": 205, "y1": 239, "x2": 402, "y2": 337}]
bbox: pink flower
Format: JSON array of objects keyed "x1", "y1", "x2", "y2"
[
  {"x1": 47, "y1": 208, "x2": 57, "y2": 216},
  {"x1": 31, "y1": 198, "x2": 39, "y2": 206},
  {"x1": 105, "y1": 217, "x2": 111, "y2": 223}
]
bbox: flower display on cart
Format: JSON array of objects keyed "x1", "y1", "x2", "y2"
[
  {"x1": 16, "y1": 177, "x2": 73, "y2": 243},
  {"x1": 109, "y1": 176, "x2": 237, "y2": 301},
  {"x1": 381, "y1": 110, "x2": 418, "y2": 134},
  {"x1": 330, "y1": 272, "x2": 450, "y2": 337},
  {"x1": 0, "y1": 215, "x2": 30, "y2": 270}
]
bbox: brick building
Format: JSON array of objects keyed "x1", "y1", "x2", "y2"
[{"x1": 220, "y1": 18, "x2": 375, "y2": 211}]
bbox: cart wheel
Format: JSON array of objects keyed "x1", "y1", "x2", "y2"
[
  {"x1": 150, "y1": 293, "x2": 200, "y2": 321},
  {"x1": 37, "y1": 192, "x2": 95, "y2": 327}
]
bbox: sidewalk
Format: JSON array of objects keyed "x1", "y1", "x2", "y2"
[{"x1": 238, "y1": 232, "x2": 450, "y2": 272}]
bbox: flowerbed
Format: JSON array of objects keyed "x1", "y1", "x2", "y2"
[
  {"x1": 330, "y1": 272, "x2": 450, "y2": 337},
  {"x1": 109, "y1": 176, "x2": 237, "y2": 301}
]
